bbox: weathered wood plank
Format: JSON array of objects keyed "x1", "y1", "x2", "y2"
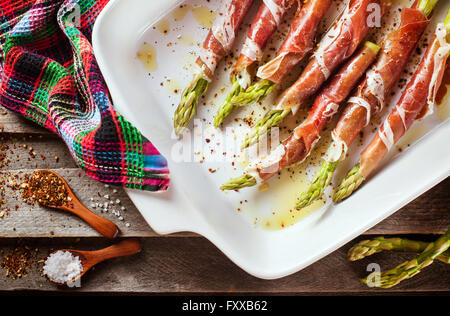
[
  {"x1": 0, "y1": 110, "x2": 50, "y2": 135},
  {"x1": 1, "y1": 134, "x2": 77, "y2": 170},
  {"x1": 0, "y1": 236, "x2": 448, "y2": 293},
  {"x1": 0, "y1": 168, "x2": 448, "y2": 237},
  {"x1": 0, "y1": 168, "x2": 161, "y2": 237}
]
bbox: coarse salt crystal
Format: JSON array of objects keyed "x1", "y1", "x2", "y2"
[{"x1": 43, "y1": 251, "x2": 83, "y2": 284}]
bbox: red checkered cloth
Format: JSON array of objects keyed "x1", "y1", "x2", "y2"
[{"x1": 0, "y1": 0, "x2": 170, "y2": 191}]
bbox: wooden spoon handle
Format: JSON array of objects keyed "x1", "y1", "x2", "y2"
[
  {"x1": 68, "y1": 202, "x2": 119, "y2": 239},
  {"x1": 89, "y1": 238, "x2": 142, "y2": 265}
]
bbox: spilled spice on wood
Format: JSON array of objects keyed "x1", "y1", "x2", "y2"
[{"x1": 28, "y1": 171, "x2": 71, "y2": 207}]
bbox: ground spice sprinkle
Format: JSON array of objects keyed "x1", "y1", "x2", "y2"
[
  {"x1": 28, "y1": 171, "x2": 71, "y2": 207},
  {"x1": 0, "y1": 246, "x2": 38, "y2": 279}
]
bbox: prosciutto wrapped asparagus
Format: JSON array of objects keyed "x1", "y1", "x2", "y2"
[
  {"x1": 334, "y1": 15, "x2": 450, "y2": 202},
  {"x1": 230, "y1": 0, "x2": 334, "y2": 107},
  {"x1": 241, "y1": 0, "x2": 389, "y2": 149},
  {"x1": 214, "y1": 0, "x2": 297, "y2": 127},
  {"x1": 173, "y1": 0, "x2": 254, "y2": 135},
  {"x1": 297, "y1": 0, "x2": 436, "y2": 209},
  {"x1": 221, "y1": 41, "x2": 380, "y2": 191}
]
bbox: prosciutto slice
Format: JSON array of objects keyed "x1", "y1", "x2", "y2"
[
  {"x1": 275, "y1": 0, "x2": 389, "y2": 111},
  {"x1": 359, "y1": 25, "x2": 450, "y2": 178},
  {"x1": 256, "y1": 0, "x2": 333, "y2": 84},
  {"x1": 327, "y1": 7, "x2": 430, "y2": 161},
  {"x1": 196, "y1": 0, "x2": 254, "y2": 80},
  {"x1": 247, "y1": 42, "x2": 380, "y2": 179},
  {"x1": 234, "y1": 0, "x2": 296, "y2": 87}
]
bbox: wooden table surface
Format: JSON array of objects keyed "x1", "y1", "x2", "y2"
[{"x1": 0, "y1": 109, "x2": 448, "y2": 295}]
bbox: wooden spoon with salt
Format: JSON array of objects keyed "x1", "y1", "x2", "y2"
[
  {"x1": 46, "y1": 238, "x2": 142, "y2": 286},
  {"x1": 29, "y1": 170, "x2": 119, "y2": 239}
]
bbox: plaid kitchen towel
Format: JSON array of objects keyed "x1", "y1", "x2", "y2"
[{"x1": 0, "y1": 0, "x2": 170, "y2": 191}]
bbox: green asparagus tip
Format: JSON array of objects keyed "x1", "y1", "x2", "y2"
[
  {"x1": 220, "y1": 174, "x2": 257, "y2": 191},
  {"x1": 296, "y1": 160, "x2": 339, "y2": 209},
  {"x1": 332, "y1": 163, "x2": 365, "y2": 203},
  {"x1": 231, "y1": 79, "x2": 275, "y2": 106},
  {"x1": 241, "y1": 108, "x2": 290, "y2": 149},
  {"x1": 417, "y1": 0, "x2": 439, "y2": 17},
  {"x1": 214, "y1": 79, "x2": 242, "y2": 127},
  {"x1": 173, "y1": 74, "x2": 209, "y2": 135},
  {"x1": 347, "y1": 237, "x2": 450, "y2": 263},
  {"x1": 348, "y1": 238, "x2": 386, "y2": 261},
  {"x1": 362, "y1": 229, "x2": 450, "y2": 288}
]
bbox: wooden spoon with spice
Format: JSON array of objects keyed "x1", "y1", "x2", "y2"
[
  {"x1": 28, "y1": 170, "x2": 119, "y2": 239},
  {"x1": 44, "y1": 238, "x2": 142, "y2": 286}
]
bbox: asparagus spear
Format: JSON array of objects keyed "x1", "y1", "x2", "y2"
[
  {"x1": 296, "y1": 0, "x2": 439, "y2": 209},
  {"x1": 174, "y1": 74, "x2": 209, "y2": 135},
  {"x1": 296, "y1": 161, "x2": 338, "y2": 209},
  {"x1": 230, "y1": 79, "x2": 275, "y2": 106},
  {"x1": 332, "y1": 163, "x2": 364, "y2": 203},
  {"x1": 220, "y1": 174, "x2": 257, "y2": 191},
  {"x1": 362, "y1": 229, "x2": 450, "y2": 288},
  {"x1": 214, "y1": 0, "x2": 295, "y2": 127},
  {"x1": 214, "y1": 77, "x2": 242, "y2": 127},
  {"x1": 348, "y1": 236, "x2": 450, "y2": 264},
  {"x1": 241, "y1": 108, "x2": 290, "y2": 149}
]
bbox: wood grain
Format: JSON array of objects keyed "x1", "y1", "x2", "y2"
[
  {"x1": 0, "y1": 168, "x2": 448, "y2": 237},
  {"x1": 0, "y1": 236, "x2": 448, "y2": 293},
  {"x1": 0, "y1": 110, "x2": 50, "y2": 135},
  {"x1": 0, "y1": 111, "x2": 448, "y2": 294}
]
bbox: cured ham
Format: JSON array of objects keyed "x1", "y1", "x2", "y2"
[
  {"x1": 276, "y1": 0, "x2": 389, "y2": 112},
  {"x1": 214, "y1": 0, "x2": 295, "y2": 126},
  {"x1": 220, "y1": 41, "x2": 380, "y2": 190},
  {"x1": 334, "y1": 19, "x2": 450, "y2": 202},
  {"x1": 327, "y1": 7, "x2": 430, "y2": 159},
  {"x1": 296, "y1": 1, "x2": 441, "y2": 209},
  {"x1": 258, "y1": 42, "x2": 380, "y2": 180},
  {"x1": 234, "y1": 0, "x2": 296, "y2": 88},
  {"x1": 257, "y1": 0, "x2": 333, "y2": 84},
  {"x1": 174, "y1": 0, "x2": 254, "y2": 135},
  {"x1": 239, "y1": 0, "x2": 389, "y2": 149}
]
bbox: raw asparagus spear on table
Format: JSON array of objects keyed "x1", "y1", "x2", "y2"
[
  {"x1": 227, "y1": 0, "x2": 333, "y2": 108},
  {"x1": 361, "y1": 229, "x2": 450, "y2": 288},
  {"x1": 213, "y1": 0, "x2": 297, "y2": 127},
  {"x1": 173, "y1": 0, "x2": 254, "y2": 135},
  {"x1": 348, "y1": 236, "x2": 450, "y2": 264},
  {"x1": 241, "y1": 0, "x2": 389, "y2": 149},
  {"x1": 334, "y1": 9, "x2": 450, "y2": 202},
  {"x1": 221, "y1": 41, "x2": 381, "y2": 190},
  {"x1": 296, "y1": 0, "x2": 436, "y2": 209}
]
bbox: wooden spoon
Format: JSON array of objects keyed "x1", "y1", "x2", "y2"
[
  {"x1": 46, "y1": 238, "x2": 142, "y2": 286},
  {"x1": 29, "y1": 169, "x2": 119, "y2": 239}
]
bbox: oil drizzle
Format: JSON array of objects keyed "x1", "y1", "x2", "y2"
[
  {"x1": 172, "y1": 4, "x2": 216, "y2": 28},
  {"x1": 191, "y1": 6, "x2": 216, "y2": 28},
  {"x1": 137, "y1": 42, "x2": 157, "y2": 72}
]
